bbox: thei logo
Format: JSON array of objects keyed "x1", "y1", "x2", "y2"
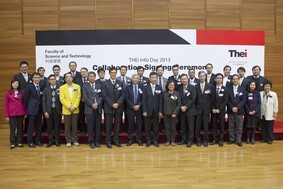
[{"x1": 229, "y1": 49, "x2": 247, "y2": 57}]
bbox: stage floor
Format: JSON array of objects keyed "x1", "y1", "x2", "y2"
[{"x1": 0, "y1": 128, "x2": 283, "y2": 189}]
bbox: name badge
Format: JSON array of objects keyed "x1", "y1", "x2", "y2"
[
  {"x1": 248, "y1": 97, "x2": 253, "y2": 100},
  {"x1": 219, "y1": 93, "x2": 223, "y2": 97}
]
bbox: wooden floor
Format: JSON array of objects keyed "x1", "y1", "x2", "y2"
[{"x1": 0, "y1": 128, "x2": 283, "y2": 189}]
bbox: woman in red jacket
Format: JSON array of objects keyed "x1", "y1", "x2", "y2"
[{"x1": 4, "y1": 79, "x2": 26, "y2": 149}]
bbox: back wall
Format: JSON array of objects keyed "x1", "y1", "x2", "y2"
[{"x1": 0, "y1": 0, "x2": 282, "y2": 125}]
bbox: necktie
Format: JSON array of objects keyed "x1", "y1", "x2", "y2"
[
  {"x1": 134, "y1": 85, "x2": 138, "y2": 105},
  {"x1": 234, "y1": 87, "x2": 237, "y2": 97},
  {"x1": 24, "y1": 74, "x2": 28, "y2": 82},
  {"x1": 92, "y1": 84, "x2": 97, "y2": 103},
  {"x1": 72, "y1": 72, "x2": 75, "y2": 77},
  {"x1": 207, "y1": 75, "x2": 211, "y2": 83},
  {"x1": 183, "y1": 86, "x2": 186, "y2": 96},
  {"x1": 36, "y1": 85, "x2": 40, "y2": 96},
  {"x1": 201, "y1": 84, "x2": 204, "y2": 94},
  {"x1": 112, "y1": 80, "x2": 115, "y2": 85},
  {"x1": 152, "y1": 86, "x2": 155, "y2": 96},
  {"x1": 122, "y1": 77, "x2": 125, "y2": 88},
  {"x1": 175, "y1": 76, "x2": 178, "y2": 80},
  {"x1": 159, "y1": 77, "x2": 162, "y2": 90},
  {"x1": 216, "y1": 87, "x2": 220, "y2": 97},
  {"x1": 51, "y1": 87, "x2": 56, "y2": 108},
  {"x1": 83, "y1": 78, "x2": 86, "y2": 84}
]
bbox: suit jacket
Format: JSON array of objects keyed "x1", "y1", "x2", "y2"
[
  {"x1": 260, "y1": 91, "x2": 278, "y2": 120},
  {"x1": 247, "y1": 75, "x2": 267, "y2": 91},
  {"x1": 13, "y1": 73, "x2": 32, "y2": 91},
  {"x1": 39, "y1": 77, "x2": 48, "y2": 90},
  {"x1": 42, "y1": 85, "x2": 62, "y2": 115},
  {"x1": 59, "y1": 83, "x2": 81, "y2": 115},
  {"x1": 125, "y1": 83, "x2": 143, "y2": 115},
  {"x1": 205, "y1": 73, "x2": 216, "y2": 85},
  {"x1": 117, "y1": 76, "x2": 131, "y2": 89},
  {"x1": 83, "y1": 82, "x2": 103, "y2": 115},
  {"x1": 96, "y1": 78, "x2": 107, "y2": 85},
  {"x1": 56, "y1": 76, "x2": 65, "y2": 87},
  {"x1": 189, "y1": 78, "x2": 200, "y2": 87},
  {"x1": 101, "y1": 79, "x2": 125, "y2": 114},
  {"x1": 245, "y1": 90, "x2": 261, "y2": 117},
  {"x1": 70, "y1": 71, "x2": 82, "y2": 85},
  {"x1": 139, "y1": 76, "x2": 150, "y2": 87},
  {"x1": 195, "y1": 82, "x2": 213, "y2": 114},
  {"x1": 211, "y1": 85, "x2": 229, "y2": 114},
  {"x1": 142, "y1": 84, "x2": 163, "y2": 116},
  {"x1": 163, "y1": 91, "x2": 181, "y2": 116},
  {"x1": 4, "y1": 91, "x2": 26, "y2": 117},
  {"x1": 157, "y1": 76, "x2": 168, "y2": 91},
  {"x1": 240, "y1": 77, "x2": 250, "y2": 91},
  {"x1": 168, "y1": 75, "x2": 182, "y2": 86},
  {"x1": 177, "y1": 84, "x2": 196, "y2": 115},
  {"x1": 227, "y1": 85, "x2": 246, "y2": 115},
  {"x1": 24, "y1": 83, "x2": 42, "y2": 115},
  {"x1": 223, "y1": 75, "x2": 232, "y2": 88}
]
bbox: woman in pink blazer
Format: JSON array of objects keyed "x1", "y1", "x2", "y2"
[{"x1": 4, "y1": 79, "x2": 26, "y2": 149}]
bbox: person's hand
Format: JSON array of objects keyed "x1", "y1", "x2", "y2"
[
  {"x1": 274, "y1": 112, "x2": 278, "y2": 119},
  {"x1": 212, "y1": 109, "x2": 216, "y2": 114},
  {"x1": 133, "y1": 105, "x2": 140, "y2": 111},
  {"x1": 5, "y1": 117, "x2": 9, "y2": 122},
  {"x1": 69, "y1": 106, "x2": 76, "y2": 112},
  {"x1": 158, "y1": 112, "x2": 163, "y2": 118},
  {"x1": 215, "y1": 109, "x2": 220, "y2": 114},
  {"x1": 171, "y1": 114, "x2": 176, "y2": 118},
  {"x1": 143, "y1": 112, "x2": 147, "y2": 117},
  {"x1": 181, "y1": 106, "x2": 187, "y2": 112},
  {"x1": 44, "y1": 112, "x2": 49, "y2": 119},
  {"x1": 92, "y1": 103, "x2": 98, "y2": 110},
  {"x1": 112, "y1": 103, "x2": 119, "y2": 109},
  {"x1": 232, "y1": 107, "x2": 238, "y2": 113}
]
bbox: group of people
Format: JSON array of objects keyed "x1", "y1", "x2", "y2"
[{"x1": 4, "y1": 61, "x2": 279, "y2": 149}]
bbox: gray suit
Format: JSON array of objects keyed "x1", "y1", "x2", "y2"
[
  {"x1": 83, "y1": 82, "x2": 103, "y2": 144},
  {"x1": 117, "y1": 76, "x2": 131, "y2": 89},
  {"x1": 157, "y1": 76, "x2": 167, "y2": 91}
]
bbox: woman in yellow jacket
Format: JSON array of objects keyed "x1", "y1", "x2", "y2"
[{"x1": 60, "y1": 73, "x2": 81, "y2": 147}]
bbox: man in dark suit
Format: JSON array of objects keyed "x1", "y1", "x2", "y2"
[
  {"x1": 142, "y1": 72, "x2": 163, "y2": 147},
  {"x1": 205, "y1": 63, "x2": 216, "y2": 85},
  {"x1": 42, "y1": 74, "x2": 62, "y2": 148},
  {"x1": 156, "y1": 65, "x2": 167, "y2": 133},
  {"x1": 210, "y1": 73, "x2": 229, "y2": 147},
  {"x1": 237, "y1": 67, "x2": 250, "y2": 91},
  {"x1": 195, "y1": 71, "x2": 213, "y2": 147},
  {"x1": 24, "y1": 72, "x2": 43, "y2": 148},
  {"x1": 247, "y1": 65, "x2": 267, "y2": 92},
  {"x1": 222, "y1": 65, "x2": 232, "y2": 88},
  {"x1": 137, "y1": 66, "x2": 149, "y2": 87},
  {"x1": 83, "y1": 71, "x2": 103, "y2": 149},
  {"x1": 52, "y1": 65, "x2": 64, "y2": 87},
  {"x1": 13, "y1": 61, "x2": 32, "y2": 91},
  {"x1": 68, "y1": 61, "x2": 82, "y2": 84},
  {"x1": 168, "y1": 64, "x2": 181, "y2": 86},
  {"x1": 227, "y1": 74, "x2": 246, "y2": 147},
  {"x1": 177, "y1": 74, "x2": 196, "y2": 147},
  {"x1": 101, "y1": 67, "x2": 125, "y2": 148},
  {"x1": 125, "y1": 73, "x2": 143, "y2": 146},
  {"x1": 76, "y1": 67, "x2": 88, "y2": 134},
  {"x1": 188, "y1": 68, "x2": 200, "y2": 86}
]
